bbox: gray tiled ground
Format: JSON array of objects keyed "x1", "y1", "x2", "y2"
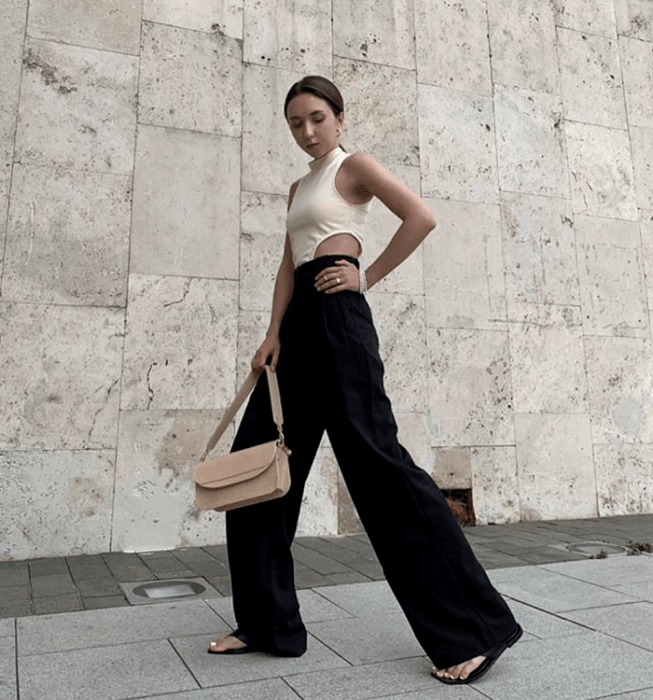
[{"x1": 3, "y1": 516, "x2": 653, "y2": 699}]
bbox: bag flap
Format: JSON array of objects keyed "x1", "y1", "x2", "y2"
[{"x1": 195, "y1": 441, "x2": 277, "y2": 489}]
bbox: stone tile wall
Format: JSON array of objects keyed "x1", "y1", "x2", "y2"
[{"x1": 1, "y1": 0, "x2": 652, "y2": 559}]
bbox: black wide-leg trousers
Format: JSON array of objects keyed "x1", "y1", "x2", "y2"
[{"x1": 226, "y1": 255, "x2": 518, "y2": 667}]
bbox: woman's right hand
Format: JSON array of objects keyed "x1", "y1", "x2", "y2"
[{"x1": 251, "y1": 333, "x2": 281, "y2": 372}]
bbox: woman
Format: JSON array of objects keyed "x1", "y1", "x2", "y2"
[{"x1": 208, "y1": 75, "x2": 521, "y2": 685}]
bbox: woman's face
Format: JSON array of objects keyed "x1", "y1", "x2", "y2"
[{"x1": 286, "y1": 92, "x2": 344, "y2": 159}]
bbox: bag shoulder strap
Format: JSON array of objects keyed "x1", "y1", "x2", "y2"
[{"x1": 200, "y1": 367, "x2": 283, "y2": 461}]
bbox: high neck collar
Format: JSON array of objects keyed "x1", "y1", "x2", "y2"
[{"x1": 308, "y1": 147, "x2": 343, "y2": 172}]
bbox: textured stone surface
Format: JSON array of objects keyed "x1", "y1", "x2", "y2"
[
  {"x1": 575, "y1": 215, "x2": 649, "y2": 337},
  {"x1": 139, "y1": 21, "x2": 242, "y2": 138},
  {"x1": 595, "y1": 443, "x2": 653, "y2": 516},
  {"x1": 121, "y1": 275, "x2": 238, "y2": 411},
  {"x1": 3, "y1": 164, "x2": 131, "y2": 305},
  {"x1": 495, "y1": 85, "x2": 568, "y2": 197},
  {"x1": 620, "y1": 36, "x2": 653, "y2": 129},
  {"x1": 0, "y1": 304, "x2": 123, "y2": 450},
  {"x1": 415, "y1": 0, "x2": 492, "y2": 94},
  {"x1": 142, "y1": 0, "x2": 244, "y2": 38},
  {"x1": 433, "y1": 447, "x2": 472, "y2": 490},
  {"x1": 364, "y1": 165, "x2": 424, "y2": 296},
  {"x1": 419, "y1": 85, "x2": 498, "y2": 203},
  {"x1": 240, "y1": 191, "x2": 288, "y2": 312},
  {"x1": 241, "y1": 64, "x2": 306, "y2": 195},
  {"x1": 0, "y1": 0, "x2": 28, "y2": 112},
  {"x1": 488, "y1": 0, "x2": 559, "y2": 93},
  {"x1": 566, "y1": 121, "x2": 638, "y2": 220},
  {"x1": 16, "y1": 39, "x2": 138, "y2": 173},
  {"x1": 131, "y1": 126, "x2": 240, "y2": 279},
  {"x1": 427, "y1": 328, "x2": 514, "y2": 446},
  {"x1": 335, "y1": 59, "x2": 419, "y2": 168},
  {"x1": 643, "y1": 212, "x2": 653, "y2": 314},
  {"x1": 615, "y1": 0, "x2": 653, "y2": 41},
  {"x1": 0, "y1": 450, "x2": 114, "y2": 560},
  {"x1": 631, "y1": 126, "x2": 653, "y2": 209},
  {"x1": 333, "y1": 0, "x2": 414, "y2": 70},
  {"x1": 585, "y1": 336, "x2": 653, "y2": 445},
  {"x1": 501, "y1": 193, "x2": 579, "y2": 309},
  {"x1": 27, "y1": 0, "x2": 142, "y2": 54},
  {"x1": 509, "y1": 305, "x2": 588, "y2": 414},
  {"x1": 423, "y1": 198, "x2": 505, "y2": 330},
  {"x1": 553, "y1": 0, "x2": 618, "y2": 35},
  {"x1": 515, "y1": 414, "x2": 597, "y2": 521},
  {"x1": 296, "y1": 445, "x2": 339, "y2": 537},
  {"x1": 471, "y1": 446, "x2": 521, "y2": 525},
  {"x1": 244, "y1": 0, "x2": 332, "y2": 74},
  {"x1": 558, "y1": 28, "x2": 626, "y2": 129},
  {"x1": 112, "y1": 410, "x2": 227, "y2": 552}
]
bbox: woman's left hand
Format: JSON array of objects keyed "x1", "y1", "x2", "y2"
[{"x1": 314, "y1": 259, "x2": 359, "y2": 294}]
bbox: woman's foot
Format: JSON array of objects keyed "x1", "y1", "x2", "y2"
[
  {"x1": 207, "y1": 631, "x2": 256, "y2": 655},
  {"x1": 431, "y1": 655, "x2": 485, "y2": 682}
]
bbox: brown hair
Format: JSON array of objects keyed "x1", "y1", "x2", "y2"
[{"x1": 283, "y1": 75, "x2": 344, "y2": 119}]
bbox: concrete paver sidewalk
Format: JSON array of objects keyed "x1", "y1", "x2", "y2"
[{"x1": 2, "y1": 515, "x2": 653, "y2": 699}]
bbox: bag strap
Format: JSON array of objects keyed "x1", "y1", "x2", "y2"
[{"x1": 200, "y1": 366, "x2": 284, "y2": 462}]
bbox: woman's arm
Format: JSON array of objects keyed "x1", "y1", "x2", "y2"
[{"x1": 315, "y1": 153, "x2": 436, "y2": 294}]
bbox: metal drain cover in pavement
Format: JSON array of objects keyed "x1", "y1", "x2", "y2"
[
  {"x1": 551, "y1": 541, "x2": 628, "y2": 557},
  {"x1": 120, "y1": 577, "x2": 220, "y2": 605}
]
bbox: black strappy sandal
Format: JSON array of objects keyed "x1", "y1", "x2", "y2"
[
  {"x1": 207, "y1": 629, "x2": 260, "y2": 655},
  {"x1": 432, "y1": 624, "x2": 523, "y2": 685}
]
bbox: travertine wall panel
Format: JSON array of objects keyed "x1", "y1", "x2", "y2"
[
  {"x1": 130, "y1": 126, "x2": 240, "y2": 279},
  {"x1": 415, "y1": 0, "x2": 492, "y2": 95},
  {"x1": 509, "y1": 306, "x2": 588, "y2": 414},
  {"x1": 566, "y1": 121, "x2": 638, "y2": 220},
  {"x1": 335, "y1": 60, "x2": 419, "y2": 168},
  {"x1": 515, "y1": 414, "x2": 597, "y2": 520},
  {"x1": 245, "y1": 0, "x2": 332, "y2": 74},
  {"x1": 553, "y1": 0, "x2": 618, "y2": 35},
  {"x1": 142, "y1": 0, "x2": 244, "y2": 38},
  {"x1": 0, "y1": 450, "x2": 115, "y2": 560},
  {"x1": 418, "y1": 86, "x2": 498, "y2": 203},
  {"x1": 121, "y1": 275, "x2": 238, "y2": 411},
  {"x1": 488, "y1": 0, "x2": 559, "y2": 93},
  {"x1": 501, "y1": 193, "x2": 578, "y2": 309},
  {"x1": 15, "y1": 40, "x2": 138, "y2": 174},
  {"x1": 494, "y1": 85, "x2": 568, "y2": 198},
  {"x1": 3, "y1": 164, "x2": 131, "y2": 306},
  {"x1": 575, "y1": 215, "x2": 649, "y2": 337},
  {"x1": 333, "y1": 0, "x2": 415, "y2": 70},
  {"x1": 2, "y1": 0, "x2": 653, "y2": 558},
  {"x1": 112, "y1": 410, "x2": 226, "y2": 552},
  {"x1": 423, "y1": 198, "x2": 505, "y2": 330},
  {"x1": 620, "y1": 37, "x2": 653, "y2": 128},
  {"x1": 558, "y1": 29, "x2": 627, "y2": 129},
  {"x1": 585, "y1": 337, "x2": 653, "y2": 444},
  {"x1": 0, "y1": 304, "x2": 123, "y2": 450},
  {"x1": 27, "y1": 0, "x2": 143, "y2": 55},
  {"x1": 427, "y1": 328, "x2": 514, "y2": 446},
  {"x1": 471, "y1": 447, "x2": 521, "y2": 525},
  {"x1": 139, "y1": 22, "x2": 242, "y2": 138}
]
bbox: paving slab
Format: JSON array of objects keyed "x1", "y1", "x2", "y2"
[
  {"x1": 0, "y1": 636, "x2": 16, "y2": 700},
  {"x1": 541, "y1": 552, "x2": 653, "y2": 587},
  {"x1": 30, "y1": 573, "x2": 76, "y2": 598},
  {"x1": 16, "y1": 600, "x2": 223, "y2": 655},
  {"x1": 282, "y1": 657, "x2": 437, "y2": 700},
  {"x1": 612, "y1": 579, "x2": 653, "y2": 602},
  {"x1": 170, "y1": 632, "x2": 349, "y2": 687},
  {"x1": 32, "y1": 593, "x2": 83, "y2": 615},
  {"x1": 18, "y1": 639, "x2": 198, "y2": 700},
  {"x1": 307, "y1": 612, "x2": 424, "y2": 665},
  {"x1": 489, "y1": 565, "x2": 639, "y2": 612},
  {"x1": 142, "y1": 678, "x2": 304, "y2": 700},
  {"x1": 506, "y1": 599, "x2": 589, "y2": 639},
  {"x1": 468, "y1": 632, "x2": 653, "y2": 700},
  {"x1": 310, "y1": 580, "x2": 403, "y2": 617},
  {"x1": 561, "y1": 601, "x2": 653, "y2": 652},
  {"x1": 0, "y1": 619, "x2": 14, "y2": 637}
]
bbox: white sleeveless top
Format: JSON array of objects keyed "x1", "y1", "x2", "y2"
[{"x1": 286, "y1": 148, "x2": 372, "y2": 268}]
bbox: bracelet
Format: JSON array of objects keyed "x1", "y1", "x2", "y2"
[{"x1": 358, "y1": 266, "x2": 368, "y2": 295}]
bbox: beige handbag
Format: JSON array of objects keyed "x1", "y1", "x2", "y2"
[{"x1": 195, "y1": 367, "x2": 291, "y2": 511}]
